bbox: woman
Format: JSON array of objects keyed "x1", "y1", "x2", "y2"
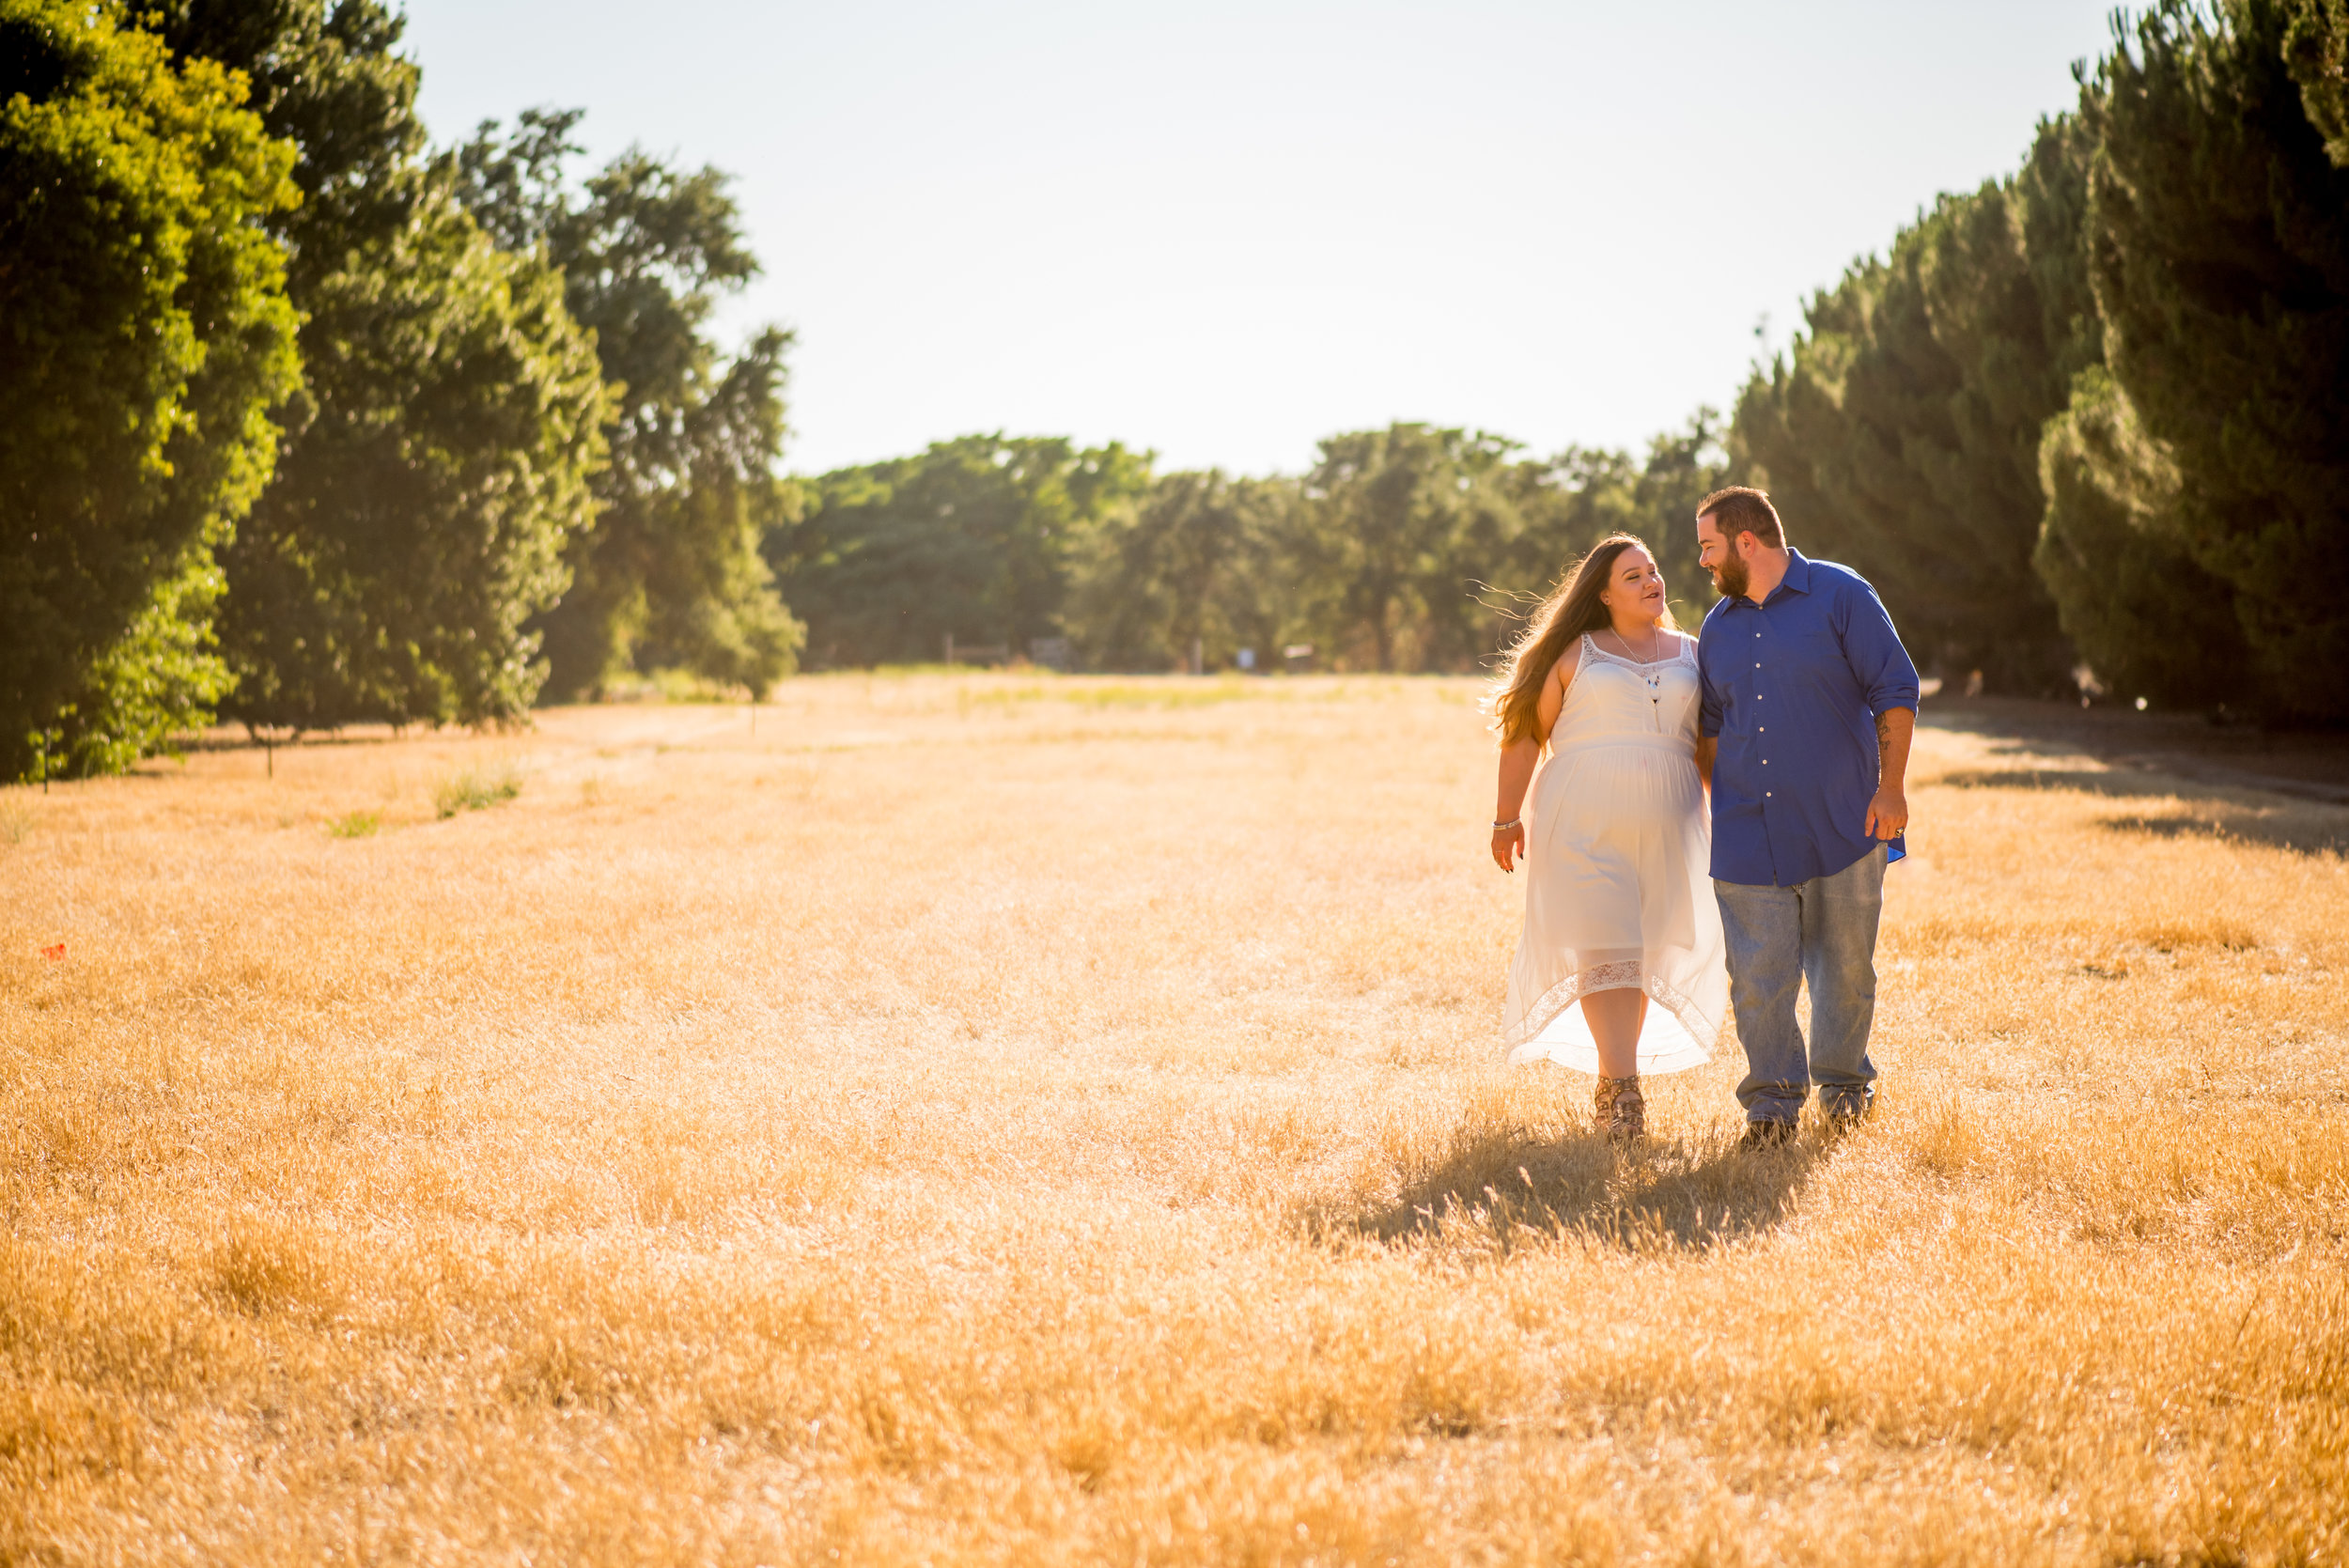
[{"x1": 1488, "y1": 534, "x2": 1727, "y2": 1141}]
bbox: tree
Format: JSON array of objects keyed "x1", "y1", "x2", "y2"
[
  {"x1": 0, "y1": 0, "x2": 300, "y2": 780},
  {"x1": 452, "y1": 109, "x2": 803, "y2": 699},
  {"x1": 1292, "y1": 424, "x2": 1524, "y2": 672},
  {"x1": 156, "y1": 3, "x2": 611, "y2": 732},
  {"x1": 2070, "y1": 0, "x2": 2349, "y2": 720},
  {"x1": 1065, "y1": 470, "x2": 1293, "y2": 671},
  {"x1": 775, "y1": 435, "x2": 1151, "y2": 668},
  {"x1": 2288, "y1": 0, "x2": 2349, "y2": 163},
  {"x1": 219, "y1": 192, "x2": 611, "y2": 730},
  {"x1": 1731, "y1": 154, "x2": 2090, "y2": 692},
  {"x1": 2034, "y1": 367, "x2": 2248, "y2": 707}
]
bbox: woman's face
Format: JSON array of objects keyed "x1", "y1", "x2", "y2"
[{"x1": 1601, "y1": 547, "x2": 1667, "y2": 623}]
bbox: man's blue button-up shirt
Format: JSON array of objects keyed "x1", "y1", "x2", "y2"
[{"x1": 1697, "y1": 551, "x2": 1920, "y2": 888}]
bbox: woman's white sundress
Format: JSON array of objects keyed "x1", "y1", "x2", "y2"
[{"x1": 1502, "y1": 632, "x2": 1728, "y2": 1075}]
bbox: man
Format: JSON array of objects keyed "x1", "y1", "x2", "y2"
[{"x1": 1691, "y1": 488, "x2": 1919, "y2": 1149}]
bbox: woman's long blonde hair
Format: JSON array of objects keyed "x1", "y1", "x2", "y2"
[{"x1": 1487, "y1": 534, "x2": 1677, "y2": 745}]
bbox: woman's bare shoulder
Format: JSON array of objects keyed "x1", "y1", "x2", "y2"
[{"x1": 1548, "y1": 635, "x2": 1585, "y2": 685}]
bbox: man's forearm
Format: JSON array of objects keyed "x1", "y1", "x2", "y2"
[{"x1": 1875, "y1": 707, "x2": 1915, "y2": 789}]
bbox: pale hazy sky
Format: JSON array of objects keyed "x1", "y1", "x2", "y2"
[{"x1": 400, "y1": 1, "x2": 2121, "y2": 477}]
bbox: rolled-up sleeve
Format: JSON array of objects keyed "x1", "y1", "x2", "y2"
[{"x1": 1839, "y1": 581, "x2": 1920, "y2": 714}]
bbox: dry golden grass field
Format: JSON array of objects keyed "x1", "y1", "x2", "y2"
[{"x1": 3, "y1": 674, "x2": 2346, "y2": 1566}]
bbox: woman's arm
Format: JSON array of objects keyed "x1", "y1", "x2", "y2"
[
  {"x1": 1491, "y1": 737, "x2": 1539, "y2": 871},
  {"x1": 1491, "y1": 645, "x2": 1578, "y2": 872}
]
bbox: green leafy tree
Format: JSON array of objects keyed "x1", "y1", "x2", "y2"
[
  {"x1": 220, "y1": 193, "x2": 612, "y2": 729},
  {"x1": 0, "y1": 0, "x2": 300, "y2": 781},
  {"x1": 156, "y1": 3, "x2": 610, "y2": 732},
  {"x1": 452, "y1": 109, "x2": 803, "y2": 698},
  {"x1": 776, "y1": 435, "x2": 1151, "y2": 668},
  {"x1": 1291, "y1": 424, "x2": 1525, "y2": 672},
  {"x1": 2068, "y1": 0, "x2": 2349, "y2": 720},
  {"x1": 1066, "y1": 470, "x2": 1294, "y2": 671}
]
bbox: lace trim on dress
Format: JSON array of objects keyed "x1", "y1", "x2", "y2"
[
  {"x1": 1499, "y1": 956, "x2": 1720, "y2": 1057},
  {"x1": 1579, "y1": 632, "x2": 1695, "y2": 670}
]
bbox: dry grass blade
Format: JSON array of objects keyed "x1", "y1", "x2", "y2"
[{"x1": 1, "y1": 673, "x2": 2343, "y2": 1565}]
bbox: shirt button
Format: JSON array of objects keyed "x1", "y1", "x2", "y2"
[{"x1": 1766, "y1": 791, "x2": 1773, "y2": 798}]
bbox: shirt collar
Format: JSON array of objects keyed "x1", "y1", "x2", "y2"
[
  {"x1": 1780, "y1": 549, "x2": 1813, "y2": 597},
  {"x1": 1714, "y1": 548, "x2": 1812, "y2": 613}
]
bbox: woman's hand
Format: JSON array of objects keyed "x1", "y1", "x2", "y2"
[{"x1": 1491, "y1": 821, "x2": 1525, "y2": 873}]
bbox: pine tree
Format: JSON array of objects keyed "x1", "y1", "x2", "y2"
[
  {"x1": 1732, "y1": 159, "x2": 2088, "y2": 692},
  {"x1": 2287, "y1": 0, "x2": 2349, "y2": 163},
  {"x1": 2074, "y1": 0, "x2": 2349, "y2": 720}
]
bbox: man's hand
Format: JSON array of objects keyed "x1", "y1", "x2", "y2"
[
  {"x1": 1864, "y1": 786, "x2": 1908, "y2": 841},
  {"x1": 1491, "y1": 822, "x2": 1524, "y2": 873},
  {"x1": 1867, "y1": 706, "x2": 1914, "y2": 841}
]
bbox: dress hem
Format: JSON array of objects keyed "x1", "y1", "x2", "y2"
[{"x1": 1500, "y1": 962, "x2": 1720, "y2": 1073}]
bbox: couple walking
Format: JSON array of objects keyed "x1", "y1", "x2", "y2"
[{"x1": 1489, "y1": 488, "x2": 1919, "y2": 1145}]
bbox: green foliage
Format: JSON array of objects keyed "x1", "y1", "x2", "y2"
[
  {"x1": 1066, "y1": 471, "x2": 1295, "y2": 671},
  {"x1": 0, "y1": 0, "x2": 301, "y2": 782},
  {"x1": 327, "y1": 808, "x2": 380, "y2": 838},
  {"x1": 1055, "y1": 415, "x2": 1720, "y2": 675},
  {"x1": 2070, "y1": 0, "x2": 2349, "y2": 721},
  {"x1": 453, "y1": 109, "x2": 803, "y2": 700},
  {"x1": 148, "y1": 0, "x2": 426, "y2": 279},
  {"x1": 2287, "y1": 0, "x2": 2349, "y2": 163},
  {"x1": 1290, "y1": 425, "x2": 1527, "y2": 672},
  {"x1": 2034, "y1": 368, "x2": 2247, "y2": 708},
  {"x1": 1730, "y1": 150, "x2": 2089, "y2": 692},
  {"x1": 218, "y1": 191, "x2": 612, "y2": 730},
  {"x1": 433, "y1": 758, "x2": 522, "y2": 818},
  {"x1": 777, "y1": 435, "x2": 1153, "y2": 668},
  {"x1": 68, "y1": 536, "x2": 240, "y2": 775},
  {"x1": 155, "y1": 5, "x2": 610, "y2": 734}
]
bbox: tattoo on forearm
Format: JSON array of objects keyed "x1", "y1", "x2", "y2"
[{"x1": 1875, "y1": 711, "x2": 1891, "y2": 780}]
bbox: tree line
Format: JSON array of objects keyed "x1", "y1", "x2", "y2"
[
  {"x1": 9, "y1": 0, "x2": 2345, "y2": 786},
  {"x1": 769, "y1": 416, "x2": 1727, "y2": 675},
  {"x1": 1734, "y1": 0, "x2": 2349, "y2": 722},
  {"x1": 3, "y1": 0, "x2": 798, "y2": 783},
  {"x1": 780, "y1": 0, "x2": 2349, "y2": 715}
]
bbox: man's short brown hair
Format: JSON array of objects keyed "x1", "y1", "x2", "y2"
[{"x1": 1696, "y1": 486, "x2": 1785, "y2": 548}]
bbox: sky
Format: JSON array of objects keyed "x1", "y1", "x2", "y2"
[{"x1": 400, "y1": 1, "x2": 2122, "y2": 478}]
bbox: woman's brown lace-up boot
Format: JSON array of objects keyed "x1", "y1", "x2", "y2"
[{"x1": 1594, "y1": 1074, "x2": 1646, "y2": 1142}]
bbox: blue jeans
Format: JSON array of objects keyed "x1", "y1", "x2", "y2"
[{"x1": 1713, "y1": 845, "x2": 1887, "y2": 1125}]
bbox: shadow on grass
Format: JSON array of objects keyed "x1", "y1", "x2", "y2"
[
  {"x1": 1935, "y1": 768, "x2": 2349, "y2": 856},
  {"x1": 1318, "y1": 1116, "x2": 1826, "y2": 1256}
]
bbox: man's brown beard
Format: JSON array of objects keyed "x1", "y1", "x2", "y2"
[{"x1": 1714, "y1": 550, "x2": 1750, "y2": 600}]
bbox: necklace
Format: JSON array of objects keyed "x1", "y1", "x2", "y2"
[{"x1": 1612, "y1": 623, "x2": 1661, "y2": 663}]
